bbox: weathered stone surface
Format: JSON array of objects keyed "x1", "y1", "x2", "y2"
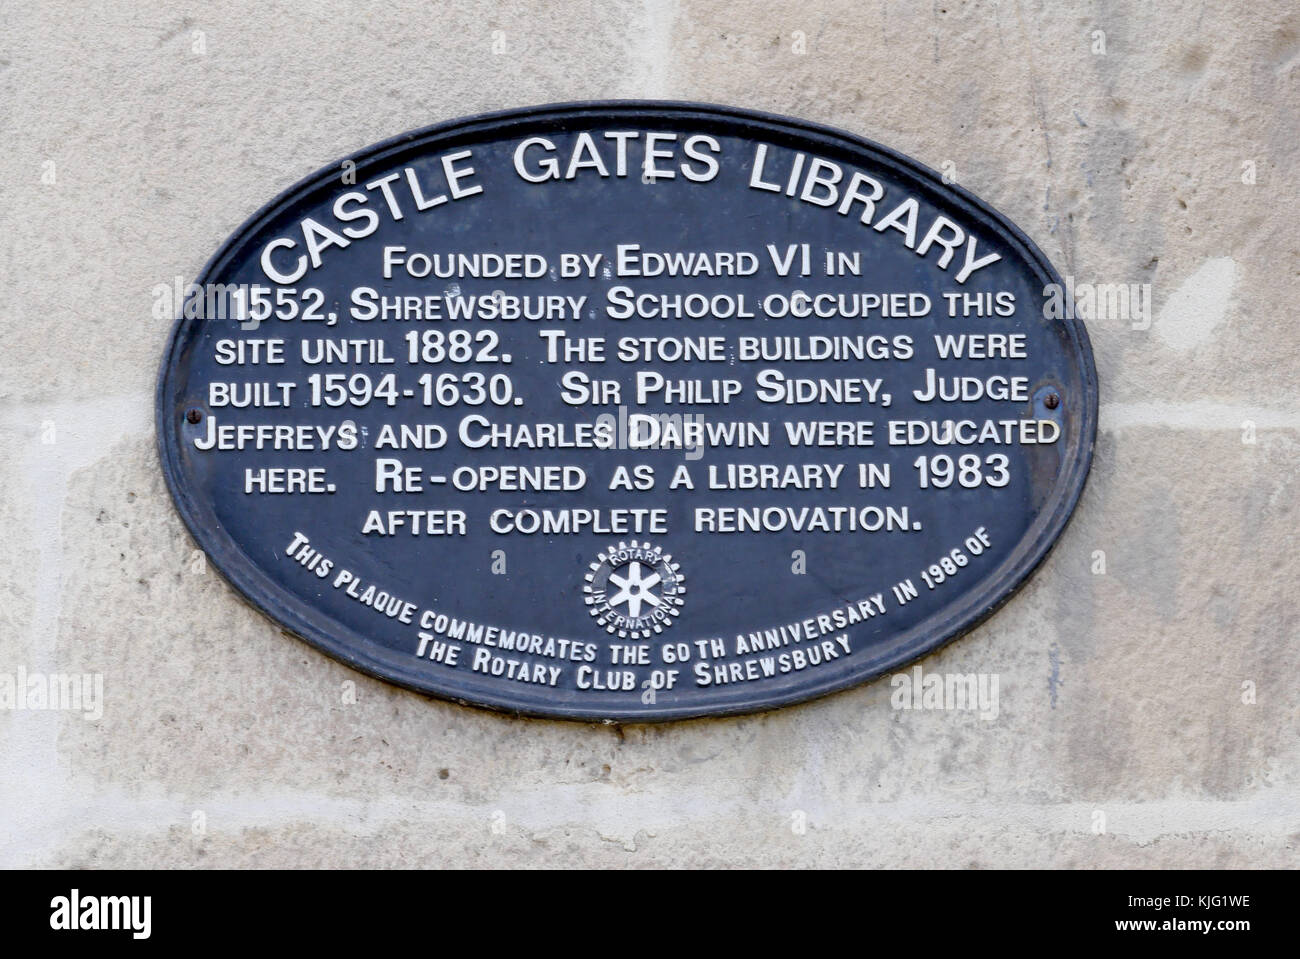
[{"x1": 1, "y1": 0, "x2": 1296, "y2": 867}]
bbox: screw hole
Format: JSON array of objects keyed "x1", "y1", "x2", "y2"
[
  {"x1": 1044, "y1": 392, "x2": 1060, "y2": 410},
  {"x1": 185, "y1": 409, "x2": 203, "y2": 424}
]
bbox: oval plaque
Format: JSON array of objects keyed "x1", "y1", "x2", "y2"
[{"x1": 157, "y1": 102, "x2": 1097, "y2": 721}]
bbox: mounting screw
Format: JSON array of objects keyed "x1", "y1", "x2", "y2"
[
  {"x1": 185, "y1": 409, "x2": 203, "y2": 424},
  {"x1": 1044, "y1": 391, "x2": 1060, "y2": 410}
]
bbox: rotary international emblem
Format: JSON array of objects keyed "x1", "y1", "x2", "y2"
[{"x1": 584, "y1": 540, "x2": 685, "y2": 639}]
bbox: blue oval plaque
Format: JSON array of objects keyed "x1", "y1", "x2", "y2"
[{"x1": 157, "y1": 102, "x2": 1097, "y2": 721}]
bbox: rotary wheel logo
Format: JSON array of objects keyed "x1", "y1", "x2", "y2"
[{"x1": 584, "y1": 540, "x2": 685, "y2": 639}]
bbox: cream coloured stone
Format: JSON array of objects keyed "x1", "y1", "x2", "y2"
[{"x1": 1, "y1": 0, "x2": 1297, "y2": 868}]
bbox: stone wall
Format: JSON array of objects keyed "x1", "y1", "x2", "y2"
[{"x1": 1, "y1": 0, "x2": 1296, "y2": 867}]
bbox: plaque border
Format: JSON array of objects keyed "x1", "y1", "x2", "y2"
[{"x1": 156, "y1": 101, "x2": 1098, "y2": 722}]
